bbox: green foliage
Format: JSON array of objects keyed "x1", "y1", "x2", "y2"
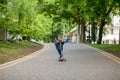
[
  {"x1": 0, "y1": 0, "x2": 52, "y2": 42},
  {"x1": 33, "y1": 14, "x2": 53, "y2": 40},
  {"x1": 0, "y1": 0, "x2": 120, "y2": 43}
]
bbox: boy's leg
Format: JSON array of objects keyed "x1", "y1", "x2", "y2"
[
  {"x1": 60, "y1": 50, "x2": 63, "y2": 57},
  {"x1": 56, "y1": 49, "x2": 61, "y2": 57},
  {"x1": 57, "y1": 49, "x2": 63, "y2": 58}
]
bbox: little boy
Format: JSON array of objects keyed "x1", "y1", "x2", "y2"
[{"x1": 54, "y1": 35, "x2": 64, "y2": 59}]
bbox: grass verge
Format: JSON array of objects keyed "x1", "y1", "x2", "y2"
[
  {"x1": 0, "y1": 41, "x2": 43, "y2": 64},
  {"x1": 88, "y1": 44, "x2": 120, "y2": 58}
]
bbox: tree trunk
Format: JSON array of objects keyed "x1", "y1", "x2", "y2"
[
  {"x1": 4, "y1": 29, "x2": 7, "y2": 42},
  {"x1": 80, "y1": 20, "x2": 86, "y2": 43},
  {"x1": 97, "y1": 19, "x2": 106, "y2": 44},
  {"x1": 78, "y1": 19, "x2": 80, "y2": 43},
  {"x1": 119, "y1": 29, "x2": 120, "y2": 45},
  {"x1": 31, "y1": 20, "x2": 34, "y2": 38},
  {"x1": 97, "y1": 0, "x2": 115, "y2": 44},
  {"x1": 83, "y1": 25, "x2": 86, "y2": 43},
  {"x1": 77, "y1": 8, "x2": 80, "y2": 43},
  {"x1": 51, "y1": 23, "x2": 54, "y2": 42},
  {"x1": 91, "y1": 20, "x2": 97, "y2": 43},
  {"x1": 18, "y1": 12, "x2": 22, "y2": 26}
]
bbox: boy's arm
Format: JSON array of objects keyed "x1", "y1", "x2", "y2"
[
  {"x1": 54, "y1": 38, "x2": 59, "y2": 44},
  {"x1": 63, "y1": 39, "x2": 68, "y2": 44}
]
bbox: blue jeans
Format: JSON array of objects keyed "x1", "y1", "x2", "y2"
[
  {"x1": 57, "y1": 49, "x2": 63, "y2": 58},
  {"x1": 54, "y1": 44, "x2": 63, "y2": 57}
]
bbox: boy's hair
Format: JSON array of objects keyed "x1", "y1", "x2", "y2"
[{"x1": 58, "y1": 35, "x2": 63, "y2": 38}]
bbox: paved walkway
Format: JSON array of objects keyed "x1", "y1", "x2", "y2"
[{"x1": 0, "y1": 43, "x2": 120, "y2": 80}]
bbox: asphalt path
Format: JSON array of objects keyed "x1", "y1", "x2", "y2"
[{"x1": 0, "y1": 43, "x2": 120, "y2": 80}]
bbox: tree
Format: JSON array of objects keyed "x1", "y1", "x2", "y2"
[
  {"x1": 0, "y1": 0, "x2": 8, "y2": 41},
  {"x1": 88, "y1": 0, "x2": 119, "y2": 44},
  {"x1": 59, "y1": 0, "x2": 90, "y2": 43},
  {"x1": 91, "y1": 20, "x2": 97, "y2": 43},
  {"x1": 1, "y1": 0, "x2": 119, "y2": 43},
  {"x1": 85, "y1": 0, "x2": 120, "y2": 44},
  {"x1": 40, "y1": 0, "x2": 73, "y2": 41},
  {"x1": 7, "y1": 0, "x2": 37, "y2": 35}
]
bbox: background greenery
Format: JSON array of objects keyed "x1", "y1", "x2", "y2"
[{"x1": 0, "y1": 0, "x2": 120, "y2": 43}]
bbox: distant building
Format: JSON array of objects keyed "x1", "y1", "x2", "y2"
[
  {"x1": 102, "y1": 15, "x2": 120, "y2": 44},
  {"x1": 64, "y1": 27, "x2": 79, "y2": 43}
]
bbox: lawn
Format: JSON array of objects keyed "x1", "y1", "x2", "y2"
[
  {"x1": 0, "y1": 41, "x2": 43, "y2": 64},
  {"x1": 88, "y1": 44, "x2": 120, "y2": 58}
]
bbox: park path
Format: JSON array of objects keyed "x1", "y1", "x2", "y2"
[{"x1": 0, "y1": 43, "x2": 120, "y2": 80}]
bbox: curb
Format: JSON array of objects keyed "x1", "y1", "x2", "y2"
[
  {"x1": 86, "y1": 44, "x2": 120, "y2": 64},
  {"x1": 0, "y1": 45, "x2": 49, "y2": 70}
]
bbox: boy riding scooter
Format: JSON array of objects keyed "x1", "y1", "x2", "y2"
[{"x1": 54, "y1": 35, "x2": 67, "y2": 61}]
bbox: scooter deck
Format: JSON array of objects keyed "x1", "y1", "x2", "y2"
[{"x1": 58, "y1": 58, "x2": 66, "y2": 62}]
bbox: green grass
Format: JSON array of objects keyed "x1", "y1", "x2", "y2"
[
  {"x1": 0, "y1": 41, "x2": 34, "y2": 54},
  {"x1": 88, "y1": 44, "x2": 120, "y2": 58},
  {"x1": 0, "y1": 41, "x2": 42, "y2": 64}
]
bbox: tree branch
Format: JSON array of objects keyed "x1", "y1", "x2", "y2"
[
  {"x1": 85, "y1": 23, "x2": 90, "y2": 27},
  {"x1": 106, "y1": 0, "x2": 115, "y2": 16}
]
